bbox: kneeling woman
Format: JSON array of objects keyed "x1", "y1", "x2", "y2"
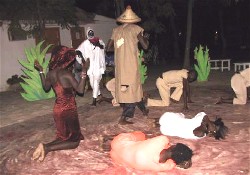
[{"x1": 32, "y1": 46, "x2": 88, "y2": 162}]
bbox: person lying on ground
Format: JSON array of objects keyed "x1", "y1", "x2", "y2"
[
  {"x1": 32, "y1": 45, "x2": 89, "y2": 162},
  {"x1": 159, "y1": 112, "x2": 228, "y2": 140},
  {"x1": 107, "y1": 131, "x2": 193, "y2": 171}
]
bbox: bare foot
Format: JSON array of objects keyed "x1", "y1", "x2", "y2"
[
  {"x1": 38, "y1": 143, "x2": 45, "y2": 162},
  {"x1": 215, "y1": 97, "x2": 222, "y2": 104},
  {"x1": 170, "y1": 98, "x2": 179, "y2": 103},
  {"x1": 32, "y1": 143, "x2": 45, "y2": 162}
]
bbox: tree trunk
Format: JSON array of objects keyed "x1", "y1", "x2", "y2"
[
  {"x1": 169, "y1": 15, "x2": 181, "y2": 66},
  {"x1": 114, "y1": 0, "x2": 125, "y2": 17},
  {"x1": 183, "y1": 0, "x2": 193, "y2": 69},
  {"x1": 218, "y1": 10, "x2": 227, "y2": 57},
  {"x1": 35, "y1": 0, "x2": 45, "y2": 41}
]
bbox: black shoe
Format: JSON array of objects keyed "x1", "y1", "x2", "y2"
[
  {"x1": 137, "y1": 101, "x2": 149, "y2": 116},
  {"x1": 142, "y1": 109, "x2": 149, "y2": 116},
  {"x1": 91, "y1": 98, "x2": 97, "y2": 106},
  {"x1": 142, "y1": 92, "x2": 150, "y2": 105},
  {"x1": 118, "y1": 116, "x2": 133, "y2": 125},
  {"x1": 98, "y1": 96, "x2": 112, "y2": 104}
]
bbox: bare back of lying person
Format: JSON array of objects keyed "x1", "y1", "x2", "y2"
[
  {"x1": 32, "y1": 45, "x2": 89, "y2": 162},
  {"x1": 102, "y1": 131, "x2": 193, "y2": 171}
]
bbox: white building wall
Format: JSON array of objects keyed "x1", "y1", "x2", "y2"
[
  {"x1": 60, "y1": 28, "x2": 72, "y2": 47},
  {"x1": 83, "y1": 15, "x2": 118, "y2": 45},
  {"x1": 0, "y1": 22, "x2": 35, "y2": 91},
  {"x1": 0, "y1": 16, "x2": 117, "y2": 92}
]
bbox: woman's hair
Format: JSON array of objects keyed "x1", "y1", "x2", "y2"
[
  {"x1": 49, "y1": 45, "x2": 76, "y2": 70},
  {"x1": 213, "y1": 118, "x2": 229, "y2": 140},
  {"x1": 171, "y1": 143, "x2": 193, "y2": 165}
]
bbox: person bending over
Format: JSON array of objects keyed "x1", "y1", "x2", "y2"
[
  {"x1": 216, "y1": 68, "x2": 250, "y2": 105},
  {"x1": 146, "y1": 69, "x2": 197, "y2": 110}
]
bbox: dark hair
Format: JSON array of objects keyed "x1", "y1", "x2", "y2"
[
  {"x1": 49, "y1": 45, "x2": 76, "y2": 70},
  {"x1": 188, "y1": 69, "x2": 198, "y2": 82},
  {"x1": 171, "y1": 143, "x2": 193, "y2": 165},
  {"x1": 213, "y1": 118, "x2": 229, "y2": 140}
]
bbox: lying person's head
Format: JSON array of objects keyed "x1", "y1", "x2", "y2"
[
  {"x1": 212, "y1": 118, "x2": 229, "y2": 140},
  {"x1": 194, "y1": 116, "x2": 229, "y2": 140},
  {"x1": 159, "y1": 143, "x2": 193, "y2": 169}
]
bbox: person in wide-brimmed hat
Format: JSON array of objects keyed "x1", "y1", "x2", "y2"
[
  {"x1": 106, "y1": 6, "x2": 150, "y2": 125},
  {"x1": 116, "y1": 5, "x2": 141, "y2": 23}
]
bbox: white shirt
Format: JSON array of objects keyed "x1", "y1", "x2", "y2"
[
  {"x1": 159, "y1": 112, "x2": 207, "y2": 139},
  {"x1": 76, "y1": 39, "x2": 106, "y2": 76}
]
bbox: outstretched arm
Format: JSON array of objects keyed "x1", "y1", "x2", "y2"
[
  {"x1": 137, "y1": 31, "x2": 149, "y2": 50},
  {"x1": 186, "y1": 80, "x2": 193, "y2": 103},
  {"x1": 106, "y1": 39, "x2": 114, "y2": 52},
  {"x1": 75, "y1": 50, "x2": 85, "y2": 64},
  {"x1": 68, "y1": 60, "x2": 89, "y2": 95},
  {"x1": 34, "y1": 60, "x2": 52, "y2": 92},
  {"x1": 159, "y1": 148, "x2": 172, "y2": 163},
  {"x1": 183, "y1": 78, "x2": 189, "y2": 110},
  {"x1": 247, "y1": 87, "x2": 250, "y2": 101}
]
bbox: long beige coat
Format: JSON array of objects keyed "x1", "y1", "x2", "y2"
[{"x1": 111, "y1": 24, "x2": 144, "y2": 103}]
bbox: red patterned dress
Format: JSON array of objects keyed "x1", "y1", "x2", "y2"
[{"x1": 52, "y1": 82, "x2": 84, "y2": 142}]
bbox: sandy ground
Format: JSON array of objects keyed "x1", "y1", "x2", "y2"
[{"x1": 0, "y1": 67, "x2": 249, "y2": 175}]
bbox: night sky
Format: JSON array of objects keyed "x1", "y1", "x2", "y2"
[{"x1": 76, "y1": 0, "x2": 250, "y2": 62}]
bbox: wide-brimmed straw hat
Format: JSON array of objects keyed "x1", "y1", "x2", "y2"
[{"x1": 117, "y1": 6, "x2": 141, "y2": 23}]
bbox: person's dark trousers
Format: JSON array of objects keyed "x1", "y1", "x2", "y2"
[
  {"x1": 136, "y1": 100, "x2": 148, "y2": 116},
  {"x1": 122, "y1": 100, "x2": 149, "y2": 118},
  {"x1": 122, "y1": 103, "x2": 136, "y2": 118}
]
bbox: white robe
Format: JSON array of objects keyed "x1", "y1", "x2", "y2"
[
  {"x1": 159, "y1": 112, "x2": 207, "y2": 139},
  {"x1": 76, "y1": 39, "x2": 106, "y2": 98},
  {"x1": 76, "y1": 39, "x2": 106, "y2": 76}
]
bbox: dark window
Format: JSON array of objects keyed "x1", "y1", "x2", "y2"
[
  {"x1": 35, "y1": 27, "x2": 61, "y2": 53},
  {"x1": 8, "y1": 28, "x2": 27, "y2": 41}
]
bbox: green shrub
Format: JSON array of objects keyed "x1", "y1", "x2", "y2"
[
  {"x1": 194, "y1": 45, "x2": 211, "y2": 82},
  {"x1": 138, "y1": 50, "x2": 148, "y2": 84},
  {"x1": 19, "y1": 41, "x2": 55, "y2": 101}
]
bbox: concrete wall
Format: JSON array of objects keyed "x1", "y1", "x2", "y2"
[
  {"x1": 0, "y1": 16, "x2": 117, "y2": 92},
  {"x1": 0, "y1": 22, "x2": 35, "y2": 92}
]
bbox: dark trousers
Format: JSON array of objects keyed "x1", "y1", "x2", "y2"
[{"x1": 121, "y1": 100, "x2": 146, "y2": 118}]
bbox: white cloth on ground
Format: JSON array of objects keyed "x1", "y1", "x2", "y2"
[{"x1": 159, "y1": 112, "x2": 207, "y2": 139}]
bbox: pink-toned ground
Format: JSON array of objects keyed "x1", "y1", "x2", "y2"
[{"x1": 0, "y1": 68, "x2": 249, "y2": 175}]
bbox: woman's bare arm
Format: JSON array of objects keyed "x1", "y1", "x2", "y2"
[{"x1": 34, "y1": 60, "x2": 52, "y2": 92}]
